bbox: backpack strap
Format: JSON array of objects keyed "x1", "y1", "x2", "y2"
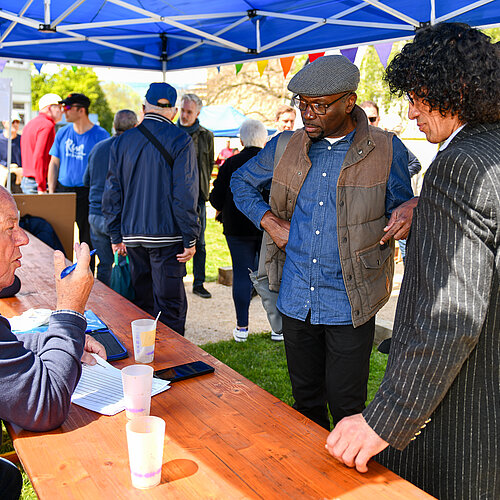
[
  {"x1": 257, "y1": 130, "x2": 294, "y2": 277},
  {"x1": 137, "y1": 122, "x2": 174, "y2": 168},
  {"x1": 273, "y1": 130, "x2": 294, "y2": 169}
]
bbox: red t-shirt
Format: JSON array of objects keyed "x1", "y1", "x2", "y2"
[{"x1": 20, "y1": 112, "x2": 56, "y2": 192}]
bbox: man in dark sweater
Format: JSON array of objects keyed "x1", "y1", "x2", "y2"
[
  {"x1": 0, "y1": 186, "x2": 105, "y2": 499},
  {"x1": 177, "y1": 93, "x2": 215, "y2": 299},
  {"x1": 84, "y1": 110, "x2": 138, "y2": 286}
]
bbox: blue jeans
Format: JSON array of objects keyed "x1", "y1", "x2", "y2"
[
  {"x1": 192, "y1": 200, "x2": 206, "y2": 287},
  {"x1": 0, "y1": 457, "x2": 22, "y2": 500},
  {"x1": 20, "y1": 176, "x2": 37, "y2": 194},
  {"x1": 398, "y1": 239, "x2": 407, "y2": 265},
  {"x1": 225, "y1": 235, "x2": 261, "y2": 327},
  {"x1": 89, "y1": 214, "x2": 113, "y2": 286}
]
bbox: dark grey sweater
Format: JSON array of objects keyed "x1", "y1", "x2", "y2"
[{"x1": 0, "y1": 311, "x2": 86, "y2": 431}]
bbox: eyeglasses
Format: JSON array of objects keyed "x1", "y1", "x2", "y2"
[
  {"x1": 368, "y1": 116, "x2": 378, "y2": 123},
  {"x1": 292, "y1": 92, "x2": 351, "y2": 115},
  {"x1": 404, "y1": 93, "x2": 415, "y2": 105},
  {"x1": 63, "y1": 104, "x2": 84, "y2": 111}
]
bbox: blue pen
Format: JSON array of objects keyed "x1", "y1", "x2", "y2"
[{"x1": 60, "y1": 249, "x2": 96, "y2": 279}]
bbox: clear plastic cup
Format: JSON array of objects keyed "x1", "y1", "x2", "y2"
[
  {"x1": 121, "y1": 364, "x2": 153, "y2": 420},
  {"x1": 126, "y1": 416, "x2": 165, "y2": 489},
  {"x1": 131, "y1": 319, "x2": 156, "y2": 363}
]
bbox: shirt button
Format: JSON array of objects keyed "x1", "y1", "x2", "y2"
[
  {"x1": 310, "y1": 286, "x2": 315, "y2": 291},
  {"x1": 322, "y1": 172, "x2": 326, "y2": 177},
  {"x1": 312, "y1": 258, "x2": 317, "y2": 263},
  {"x1": 327, "y1": 146, "x2": 332, "y2": 150},
  {"x1": 358, "y1": 149, "x2": 363, "y2": 155},
  {"x1": 298, "y1": 171, "x2": 302, "y2": 176},
  {"x1": 319, "y1": 201, "x2": 324, "y2": 206},
  {"x1": 355, "y1": 310, "x2": 360, "y2": 316},
  {"x1": 342, "y1": 237, "x2": 347, "y2": 243},
  {"x1": 339, "y1": 200, "x2": 344, "y2": 207},
  {"x1": 347, "y1": 275, "x2": 353, "y2": 281},
  {"x1": 315, "y1": 230, "x2": 320, "y2": 235}
]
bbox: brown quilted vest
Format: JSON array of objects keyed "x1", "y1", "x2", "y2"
[{"x1": 266, "y1": 105, "x2": 395, "y2": 327}]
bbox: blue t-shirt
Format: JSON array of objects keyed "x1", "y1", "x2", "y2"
[{"x1": 50, "y1": 124, "x2": 109, "y2": 187}]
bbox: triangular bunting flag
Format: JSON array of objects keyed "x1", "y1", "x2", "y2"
[
  {"x1": 280, "y1": 57, "x2": 294, "y2": 78},
  {"x1": 257, "y1": 60, "x2": 268, "y2": 77},
  {"x1": 235, "y1": 63, "x2": 243, "y2": 75},
  {"x1": 308, "y1": 52, "x2": 324, "y2": 63},
  {"x1": 72, "y1": 65, "x2": 78, "y2": 73},
  {"x1": 374, "y1": 42, "x2": 393, "y2": 68},
  {"x1": 340, "y1": 48, "x2": 358, "y2": 63},
  {"x1": 217, "y1": 66, "x2": 221, "y2": 73},
  {"x1": 0, "y1": 60, "x2": 7, "y2": 72},
  {"x1": 34, "y1": 63, "x2": 43, "y2": 73}
]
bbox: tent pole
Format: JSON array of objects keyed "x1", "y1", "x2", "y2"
[
  {"x1": 162, "y1": 61, "x2": 166, "y2": 82},
  {"x1": 6, "y1": 79, "x2": 13, "y2": 193},
  {"x1": 44, "y1": 0, "x2": 51, "y2": 25}
]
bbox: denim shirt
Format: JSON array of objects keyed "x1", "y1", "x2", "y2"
[{"x1": 231, "y1": 131, "x2": 413, "y2": 325}]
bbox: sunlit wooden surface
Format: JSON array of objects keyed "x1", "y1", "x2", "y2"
[{"x1": 0, "y1": 234, "x2": 435, "y2": 499}]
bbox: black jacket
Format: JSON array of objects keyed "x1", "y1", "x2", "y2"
[{"x1": 209, "y1": 146, "x2": 263, "y2": 238}]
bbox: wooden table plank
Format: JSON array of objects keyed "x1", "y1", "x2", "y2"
[{"x1": 0, "y1": 234, "x2": 434, "y2": 499}]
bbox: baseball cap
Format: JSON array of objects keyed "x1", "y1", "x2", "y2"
[
  {"x1": 38, "y1": 93, "x2": 62, "y2": 111},
  {"x1": 145, "y1": 82, "x2": 177, "y2": 107},
  {"x1": 59, "y1": 93, "x2": 91, "y2": 108}
]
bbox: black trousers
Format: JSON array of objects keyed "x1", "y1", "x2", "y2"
[
  {"x1": 0, "y1": 457, "x2": 22, "y2": 500},
  {"x1": 282, "y1": 313, "x2": 375, "y2": 430},
  {"x1": 57, "y1": 183, "x2": 94, "y2": 269},
  {"x1": 127, "y1": 244, "x2": 187, "y2": 336}
]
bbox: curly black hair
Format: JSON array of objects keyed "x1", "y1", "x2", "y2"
[{"x1": 384, "y1": 23, "x2": 500, "y2": 125}]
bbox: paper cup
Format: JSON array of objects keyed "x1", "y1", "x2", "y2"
[
  {"x1": 131, "y1": 319, "x2": 156, "y2": 363},
  {"x1": 122, "y1": 364, "x2": 153, "y2": 420},
  {"x1": 126, "y1": 416, "x2": 165, "y2": 489}
]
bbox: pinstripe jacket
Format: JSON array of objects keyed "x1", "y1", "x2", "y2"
[{"x1": 363, "y1": 122, "x2": 500, "y2": 500}]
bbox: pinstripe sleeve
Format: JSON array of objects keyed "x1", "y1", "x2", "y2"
[{"x1": 363, "y1": 147, "x2": 498, "y2": 450}]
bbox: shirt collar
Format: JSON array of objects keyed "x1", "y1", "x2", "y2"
[{"x1": 439, "y1": 123, "x2": 467, "y2": 152}]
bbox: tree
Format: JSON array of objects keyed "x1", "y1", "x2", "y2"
[
  {"x1": 101, "y1": 81, "x2": 142, "y2": 115},
  {"x1": 32, "y1": 67, "x2": 113, "y2": 132}
]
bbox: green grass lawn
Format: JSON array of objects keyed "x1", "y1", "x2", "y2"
[{"x1": 5, "y1": 214, "x2": 388, "y2": 498}]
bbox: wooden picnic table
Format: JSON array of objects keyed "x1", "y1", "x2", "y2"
[{"x1": 0, "y1": 233, "x2": 434, "y2": 499}]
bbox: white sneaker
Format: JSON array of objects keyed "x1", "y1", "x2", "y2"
[
  {"x1": 233, "y1": 327, "x2": 248, "y2": 342},
  {"x1": 271, "y1": 330, "x2": 284, "y2": 342}
]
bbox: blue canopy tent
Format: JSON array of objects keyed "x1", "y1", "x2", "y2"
[
  {"x1": 199, "y1": 105, "x2": 247, "y2": 137},
  {"x1": 0, "y1": 1, "x2": 499, "y2": 72}
]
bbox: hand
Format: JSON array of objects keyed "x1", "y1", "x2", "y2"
[
  {"x1": 325, "y1": 413, "x2": 389, "y2": 473},
  {"x1": 177, "y1": 246, "x2": 196, "y2": 263},
  {"x1": 81, "y1": 335, "x2": 107, "y2": 365},
  {"x1": 260, "y1": 211, "x2": 290, "y2": 251},
  {"x1": 112, "y1": 242, "x2": 127, "y2": 256},
  {"x1": 380, "y1": 197, "x2": 419, "y2": 245},
  {"x1": 54, "y1": 243, "x2": 94, "y2": 314}
]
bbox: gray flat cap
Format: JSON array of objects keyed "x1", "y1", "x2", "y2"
[{"x1": 288, "y1": 55, "x2": 360, "y2": 96}]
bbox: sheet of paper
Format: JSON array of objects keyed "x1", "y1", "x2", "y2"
[{"x1": 71, "y1": 354, "x2": 170, "y2": 416}]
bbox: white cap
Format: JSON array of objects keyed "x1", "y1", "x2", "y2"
[
  {"x1": 38, "y1": 93, "x2": 62, "y2": 111},
  {"x1": 11, "y1": 110, "x2": 21, "y2": 122}
]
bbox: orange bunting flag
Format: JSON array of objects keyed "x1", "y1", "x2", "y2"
[
  {"x1": 257, "y1": 60, "x2": 268, "y2": 77},
  {"x1": 280, "y1": 56, "x2": 294, "y2": 78},
  {"x1": 235, "y1": 63, "x2": 243, "y2": 74},
  {"x1": 308, "y1": 52, "x2": 324, "y2": 63}
]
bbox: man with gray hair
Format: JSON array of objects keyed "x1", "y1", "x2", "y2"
[
  {"x1": 103, "y1": 83, "x2": 199, "y2": 336},
  {"x1": 83, "y1": 109, "x2": 138, "y2": 286},
  {"x1": 231, "y1": 55, "x2": 415, "y2": 430},
  {"x1": 177, "y1": 93, "x2": 215, "y2": 299}
]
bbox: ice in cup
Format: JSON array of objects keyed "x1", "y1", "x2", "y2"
[
  {"x1": 126, "y1": 416, "x2": 165, "y2": 489},
  {"x1": 131, "y1": 319, "x2": 157, "y2": 363},
  {"x1": 121, "y1": 364, "x2": 153, "y2": 420}
]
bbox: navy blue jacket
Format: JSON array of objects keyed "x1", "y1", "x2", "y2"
[
  {"x1": 102, "y1": 114, "x2": 200, "y2": 249},
  {"x1": 83, "y1": 135, "x2": 116, "y2": 216}
]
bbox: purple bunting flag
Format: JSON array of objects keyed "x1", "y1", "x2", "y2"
[
  {"x1": 374, "y1": 42, "x2": 393, "y2": 68},
  {"x1": 340, "y1": 48, "x2": 358, "y2": 64},
  {"x1": 0, "y1": 60, "x2": 7, "y2": 72}
]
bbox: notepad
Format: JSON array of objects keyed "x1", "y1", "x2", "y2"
[{"x1": 71, "y1": 354, "x2": 170, "y2": 416}]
